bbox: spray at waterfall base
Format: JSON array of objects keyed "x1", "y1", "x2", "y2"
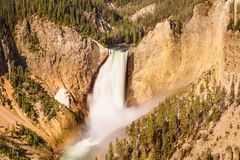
[{"x1": 61, "y1": 50, "x2": 157, "y2": 160}]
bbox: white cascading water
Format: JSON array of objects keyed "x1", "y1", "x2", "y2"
[{"x1": 61, "y1": 50, "x2": 157, "y2": 160}]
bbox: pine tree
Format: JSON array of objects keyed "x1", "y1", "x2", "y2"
[
  {"x1": 237, "y1": 81, "x2": 240, "y2": 104},
  {"x1": 230, "y1": 80, "x2": 235, "y2": 104},
  {"x1": 106, "y1": 142, "x2": 114, "y2": 160},
  {"x1": 147, "y1": 115, "x2": 155, "y2": 148},
  {"x1": 129, "y1": 121, "x2": 135, "y2": 137},
  {"x1": 140, "y1": 148, "x2": 147, "y2": 160},
  {"x1": 148, "y1": 148, "x2": 158, "y2": 160},
  {"x1": 115, "y1": 137, "x2": 124, "y2": 158},
  {"x1": 131, "y1": 148, "x2": 138, "y2": 160},
  {"x1": 132, "y1": 27, "x2": 137, "y2": 44},
  {"x1": 124, "y1": 29, "x2": 130, "y2": 44}
]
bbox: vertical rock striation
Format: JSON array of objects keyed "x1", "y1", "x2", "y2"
[
  {"x1": 127, "y1": 0, "x2": 232, "y2": 105},
  {"x1": 14, "y1": 16, "x2": 108, "y2": 115}
]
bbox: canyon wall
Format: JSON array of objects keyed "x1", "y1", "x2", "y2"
[
  {"x1": 223, "y1": 31, "x2": 240, "y2": 88},
  {"x1": 2, "y1": 0, "x2": 240, "y2": 150},
  {"x1": 0, "y1": 40, "x2": 8, "y2": 74},
  {"x1": 14, "y1": 16, "x2": 108, "y2": 115},
  {"x1": 0, "y1": 38, "x2": 13, "y2": 75},
  {"x1": 127, "y1": 0, "x2": 232, "y2": 105},
  {"x1": 0, "y1": 16, "x2": 109, "y2": 146}
]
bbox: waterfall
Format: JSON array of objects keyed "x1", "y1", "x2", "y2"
[
  {"x1": 87, "y1": 50, "x2": 128, "y2": 140},
  {"x1": 61, "y1": 50, "x2": 157, "y2": 160},
  {"x1": 89, "y1": 50, "x2": 128, "y2": 110}
]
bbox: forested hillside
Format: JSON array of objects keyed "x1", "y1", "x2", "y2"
[
  {"x1": 0, "y1": 0, "x2": 207, "y2": 47},
  {"x1": 0, "y1": 0, "x2": 142, "y2": 46},
  {"x1": 1, "y1": 0, "x2": 228, "y2": 159},
  {"x1": 0, "y1": 124, "x2": 54, "y2": 159},
  {"x1": 104, "y1": 71, "x2": 240, "y2": 160},
  {"x1": 108, "y1": 0, "x2": 207, "y2": 35}
]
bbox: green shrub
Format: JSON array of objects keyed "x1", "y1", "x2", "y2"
[
  {"x1": 104, "y1": 71, "x2": 236, "y2": 159},
  {"x1": 0, "y1": 133, "x2": 30, "y2": 159},
  {"x1": 227, "y1": 18, "x2": 234, "y2": 30},
  {"x1": 10, "y1": 68, "x2": 59, "y2": 121},
  {"x1": 16, "y1": 125, "x2": 46, "y2": 147}
]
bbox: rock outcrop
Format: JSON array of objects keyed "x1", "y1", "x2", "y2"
[
  {"x1": 0, "y1": 39, "x2": 11, "y2": 75},
  {"x1": 14, "y1": 16, "x2": 108, "y2": 115},
  {"x1": 130, "y1": 3, "x2": 156, "y2": 22},
  {"x1": 127, "y1": 0, "x2": 231, "y2": 105}
]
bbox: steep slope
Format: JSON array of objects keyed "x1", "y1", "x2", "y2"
[
  {"x1": 14, "y1": 16, "x2": 108, "y2": 115},
  {"x1": 1, "y1": 0, "x2": 240, "y2": 159},
  {"x1": 105, "y1": 66, "x2": 240, "y2": 160},
  {"x1": 104, "y1": 0, "x2": 240, "y2": 159},
  {"x1": 171, "y1": 103, "x2": 240, "y2": 160},
  {"x1": 0, "y1": 40, "x2": 10, "y2": 74},
  {"x1": 127, "y1": 0, "x2": 230, "y2": 105},
  {"x1": 0, "y1": 14, "x2": 109, "y2": 158}
]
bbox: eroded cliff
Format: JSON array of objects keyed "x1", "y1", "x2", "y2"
[
  {"x1": 0, "y1": 40, "x2": 9, "y2": 74},
  {"x1": 14, "y1": 16, "x2": 108, "y2": 115},
  {"x1": 0, "y1": 15, "x2": 109, "y2": 152},
  {"x1": 127, "y1": 0, "x2": 232, "y2": 105}
]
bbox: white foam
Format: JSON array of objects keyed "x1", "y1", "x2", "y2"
[{"x1": 61, "y1": 50, "x2": 157, "y2": 159}]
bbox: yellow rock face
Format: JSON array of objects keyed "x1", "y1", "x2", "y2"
[
  {"x1": 127, "y1": 0, "x2": 231, "y2": 105},
  {"x1": 14, "y1": 16, "x2": 108, "y2": 114}
]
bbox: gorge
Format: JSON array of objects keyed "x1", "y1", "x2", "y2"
[{"x1": 1, "y1": 0, "x2": 240, "y2": 159}]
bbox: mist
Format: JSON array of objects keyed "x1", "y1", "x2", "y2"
[{"x1": 61, "y1": 50, "x2": 159, "y2": 160}]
